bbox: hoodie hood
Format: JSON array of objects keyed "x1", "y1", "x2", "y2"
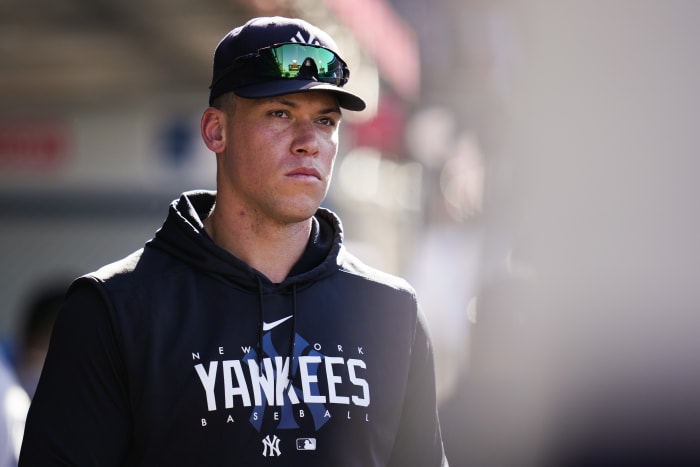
[{"x1": 148, "y1": 190, "x2": 344, "y2": 291}]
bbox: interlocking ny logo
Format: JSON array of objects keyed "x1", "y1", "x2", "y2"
[
  {"x1": 290, "y1": 31, "x2": 321, "y2": 46},
  {"x1": 262, "y1": 435, "x2": 282, "y2": 457}
]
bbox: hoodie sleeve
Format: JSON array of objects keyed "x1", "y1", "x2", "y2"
[
  {"x1": 19, "y1": 279, "x2": 131, "y2": 466},
  {"x1": 388, "y1": 307, "x2": 449, "y2": 467}
]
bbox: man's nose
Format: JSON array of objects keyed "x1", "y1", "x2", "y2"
[{"x1": 291, "y1": 121, "x2": 319, "y2": 156}]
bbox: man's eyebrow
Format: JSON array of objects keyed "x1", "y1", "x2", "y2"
[
  {"x1": 320, "y1": 105, "x2": 342, "y2": 116},
  {"x1": 263, "y1": 96, "x2": 342, "y2": 115}
]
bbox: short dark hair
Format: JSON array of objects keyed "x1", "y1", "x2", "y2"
[{"x1": 211, "y1": 92, "x2": 237, "y2": 113}]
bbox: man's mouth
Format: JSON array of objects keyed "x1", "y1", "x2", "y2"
[{"x1": 287, "y1": 167, "x2": 321, "y2": 180}]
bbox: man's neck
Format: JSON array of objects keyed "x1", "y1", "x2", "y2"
[{"x1": 203, "y1": 207, "x2": 312, "y2": 284}]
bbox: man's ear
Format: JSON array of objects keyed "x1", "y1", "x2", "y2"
[{"x1": 201, "y1": 108, "x2": 227, "y2": 153}]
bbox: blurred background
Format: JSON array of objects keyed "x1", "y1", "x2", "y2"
[{"x1": 2, "y1": 0, "x2": 700, "y2": 465}]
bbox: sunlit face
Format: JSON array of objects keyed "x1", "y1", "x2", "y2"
[{"x1": 217, "y1": 91, "x2": 341, "y2": 225}]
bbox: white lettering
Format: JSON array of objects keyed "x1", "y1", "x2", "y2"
[
  {"x1": 248, "y1": 359, "x2": 275, "y2": 406},
  {"x1": 313, "y1": 343, "x2": 322, "y2": 351},
  {"x1": 337, "y1": 345, "x2": 344, "y2": 352},
  {"x1": 299, "y1": 409, "x2": 305, "y2": 418},
  {"x1": 195, "y1": 362, "x2": 218, "y2": 411},
  {"x1": 223, "y1": 360, "x2": 251, "y2": 408},
  {"x1": 299, "y1": 356, "x2": 325, "y2": 403},
  {"x1": 273, "y1": 356, "x2": 289, "y2": 405},
  {"x1": 219, "y1": 347, "x2": 225, "y2": 355},
  {"x1": 201, "y1": 418, "x2": 207, "y2": 426},
  {"x1": 241, "y1": 346, "x2": 252, "y2": 354},
  {"x1": 274, "y1": 356, "x2": 300, "y2": 405},
  {"x1": 192, "y1": 352, "x2": 200, "y2": 360},
  {"x1": 357, "y1": 347, "x2": 364, "y2": 355},
  {"x1": 227, "y1": 414, "x2": 234, "y2": 423},
  {"x1": 348, "y1": 359, "x2": 370, "y2": 407},
  {"x1": 325, "y1": 356, "x2": 349, "y2": 404},
  {"x1": 196, "y1": 355, "x2": 370, "y2": 413}
]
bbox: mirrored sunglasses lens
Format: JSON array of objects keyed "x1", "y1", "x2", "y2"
[{"x1": 270, "y1": 44, "x2": 346, "y2": 85}]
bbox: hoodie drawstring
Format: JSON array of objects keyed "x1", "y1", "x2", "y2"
[
  {"x1": 255, "y1": 277, "x2": 297, "y2": 388},
  {"x1": 256, "y1": 276, "x2": 265, "y2": 376},
  {"x1": 287, "y1": 284, "x2": 298, "y2": 390}
]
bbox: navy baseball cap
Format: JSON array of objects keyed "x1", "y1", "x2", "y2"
[{"x1": 209, "y1": 17, "x2": 366, "y2": 111}]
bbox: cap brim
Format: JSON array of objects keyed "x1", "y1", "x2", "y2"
[{"x1": 233, "y1": 80, "x2": 366, "y2": 111}]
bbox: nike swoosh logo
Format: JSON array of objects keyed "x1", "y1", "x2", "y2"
[{"x1": 262, "y1": 315, "x2": 293, "y2": 331}]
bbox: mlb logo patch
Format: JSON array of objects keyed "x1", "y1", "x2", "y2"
[{"x1": 297, "y1": 438, "x2": 317, "y2": 451}]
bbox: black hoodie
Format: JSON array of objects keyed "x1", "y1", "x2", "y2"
[{"x1": 20, "y1": 191, "x2": 447, "y2": 467}]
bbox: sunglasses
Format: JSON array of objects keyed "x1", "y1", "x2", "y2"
[{"x1": 212, "y1": 43, "x2": 351, "y2": 90}]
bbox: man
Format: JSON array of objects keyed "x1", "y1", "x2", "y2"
[{"x1": 20, "y1": 17, "x2": 447, "y2": 466}]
